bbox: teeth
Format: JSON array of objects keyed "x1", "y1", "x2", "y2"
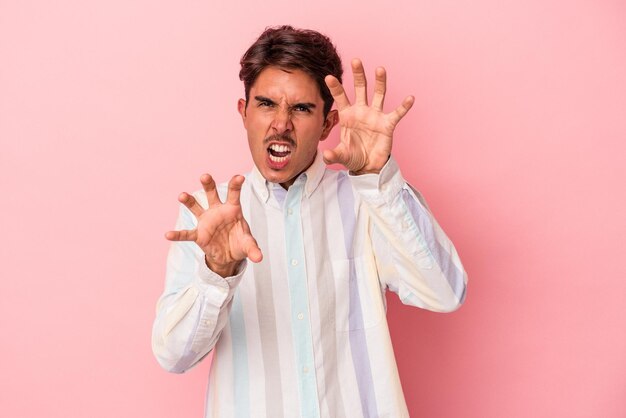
[
  {"x1": 269, "y1": 144, "x2": 290, "y2": 153},
  {"x1": 269, "y1": 154, "x2": 288, "y2": 162}
]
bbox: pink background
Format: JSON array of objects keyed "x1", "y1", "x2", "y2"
[{"x1": 1, "y1": 0, "x2": 625, "y2": 417}]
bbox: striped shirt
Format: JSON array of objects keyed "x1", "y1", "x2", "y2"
[{"x1": 152, "y1": 152, "x2": 467, "y2": 418}]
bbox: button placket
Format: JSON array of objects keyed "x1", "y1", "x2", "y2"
[{"x1": 283, "y1": 181, "x2": 320, "y2": 417}]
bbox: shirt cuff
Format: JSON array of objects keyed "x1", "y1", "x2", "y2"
[
  {"x1": 348, "y1": 156, "x2": 406, "y2": 206},
  {"x1": 195, "y1": 256, "x2": 247, "y2": 291}
]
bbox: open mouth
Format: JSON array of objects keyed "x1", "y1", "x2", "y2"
[{"x1": 267, "y1": 143, "x2": 292, "y2": 163}]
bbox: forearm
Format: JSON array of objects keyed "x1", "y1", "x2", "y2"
[
  {"x1": 351, "y1": 157, "x2": 467, "y2": 311},
  {"x1": 152, "y1": 204, "x2": 245, "y2": 372},
  {"x1": 151, "y1": 250, "x2": 245, "y2": 373}
]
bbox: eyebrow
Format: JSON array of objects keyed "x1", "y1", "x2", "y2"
[{"x1": 254, "y1": 95, "x2": 317, "y2": 110}]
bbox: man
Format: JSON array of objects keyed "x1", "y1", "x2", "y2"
[{"x1": 152, "y1": 25, "x2": 467, "y2": 418}]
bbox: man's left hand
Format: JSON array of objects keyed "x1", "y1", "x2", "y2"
[{"x1": 323, "y1": 58, "x2": 414, "y2": 175}]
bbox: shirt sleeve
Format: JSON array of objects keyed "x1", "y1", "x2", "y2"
[
  {"x1": 349, "y1": 156, "x2": 467, "y2": 312},
  {"x1": 151, "y1": 202, "x2": 246, "y2": 373}
]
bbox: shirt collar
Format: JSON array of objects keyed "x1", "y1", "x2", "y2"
[{"x1": 250, "y1": 151, "x2": 326, "y2": 202}]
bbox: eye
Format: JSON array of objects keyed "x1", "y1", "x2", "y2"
[{"x1": 293, "y1": 105, "x2": 311, "y2": 113}]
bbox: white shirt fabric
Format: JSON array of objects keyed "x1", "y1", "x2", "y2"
[{"x1": 152, "y1": 152, "x2": 467, "y2": 418}]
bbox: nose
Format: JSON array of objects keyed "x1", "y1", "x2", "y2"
[{"x1": 271, "y1": 106, "x2": 293, "y2": 134}]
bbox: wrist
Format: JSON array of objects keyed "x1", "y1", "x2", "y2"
[
  {"x1": 350, "y1": 167, "x2": 381, "y2": 176},
  {"x1": 205, "y1": 256, "x2": 241, "y2": 278},
  {"x1": 350, "y1": 154, "x2": 390, "y2": 176}
]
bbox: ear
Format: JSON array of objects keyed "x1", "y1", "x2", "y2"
[
  {"x1": 237, "y1": 98, "x2": 247, "y2": 122},
  {"x1": 319, "y1": 109, "x2": 338, "y2": 141}
]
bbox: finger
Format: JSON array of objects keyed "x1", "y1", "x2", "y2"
[
  {"x1": 201, "y1": 174, "x2": 221, "y2": 207},
  {"x1": 351, "y1": 58, "x2": 368, "y2": 106},
  {"x1": 226, "y1": 175, "x2": 245, "y2": 206},
  {"x1": 324, "y1": 75, "x2": 351, "y2": 111},
  {"x1": 388, "y1": 95, "x2": 415, "y2": 126},
  {"x1": 178, "y1": 192, "x2": 204, "y2": 218},
  {"x1": 165, "y1": 229, "x2": 198, "y2": 242},
  {"x1": 241, "y1": 234, "x2": 263, "y2": 263},
  {"x1": 371, "y1": 67, "x2": 386, "y2": 111}
]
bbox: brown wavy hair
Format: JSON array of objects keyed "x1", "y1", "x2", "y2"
[{"x1": 239, "y1": 25, "x2": 343, "y2": 117}]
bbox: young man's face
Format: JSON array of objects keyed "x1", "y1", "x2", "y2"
[{"x1": 238, "y1": 66, "x2": 337, "y2": 189}]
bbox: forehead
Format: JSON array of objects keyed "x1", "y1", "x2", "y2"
[{"x1": 250, "y1": 66, "x2": 322, "y2": 102}]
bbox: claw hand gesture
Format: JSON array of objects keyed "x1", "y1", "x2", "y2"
[
  {"x1": 165, "y1": 175, "x2": 262, "y2": 277},
  {"x1": 323, "y1": 59, "x2": 414, "y2": 175}
]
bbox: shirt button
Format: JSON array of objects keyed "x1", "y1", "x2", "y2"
[
  {"x1": 287, "y1": 208, "x2": 293, "y2": 215},
  {"x1": 203, "y1": 319, "x2": 212, "y2": 326},
  {"x1": 303, "y1": 366, "x2": 309, "y2": 374},
  {"x1": 297, "y1": 313, "x2": 304, "y2": 320},
  {"x1": 291, "y1": 259, "x2": 298, "y2": 266}
]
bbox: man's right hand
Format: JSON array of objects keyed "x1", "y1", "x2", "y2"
[{"x1": 165, "y1": 174, "x2": 263, "y2": 277}]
